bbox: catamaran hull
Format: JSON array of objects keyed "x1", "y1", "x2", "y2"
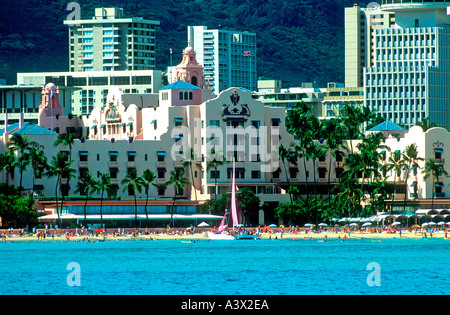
[
  {"x1": 207, "y1": 231, "x2": 235, "y2": 240},
  {"x1": 235, "y1": 234, "x2": 260, "y2": 240}
]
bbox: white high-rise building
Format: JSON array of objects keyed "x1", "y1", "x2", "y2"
[
  {"x1": 187, "y1": 26, "x2": 257, "y2": 95},
  {"x1": 363, "y1": 0, "x2": 450, "y2": 129},
  {"x1": 64, "y1": 7, "x2": 160, "y2": 72}
]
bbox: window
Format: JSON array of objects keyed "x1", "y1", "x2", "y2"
[
  {"x1": 209, "y1": 120, "x2": 219, "y2": 127},
  {"x1": 251, "y1": 170, "x2": 261, "y2": 179},
  {"x1": 127, "y1": 151, "x2": 136, "y2": 162},
  {"x1": 157, "y1": 151, "x2": 166, "y2": 162},
  {"x1": 210, "y1": 170, "x2": 220, "y2": 179},
  {"x1": 157, "y1": 168, "x2": 166, "y2": 179},
  {"x1": 318, "y1": 168, "x2": 327, "y2": 178},
  {"x1": 289, "y1": 168, "x2": 298, "y2": 179},
  {"x1": 251, "y1": 120, "x2": 260, "y2": 129},
  {"x1": 109, "y1": 151, "x2": 118, "y2": 162},
  {"x1": 79, "y1": 151, "x2": 88, "y2": 162}
]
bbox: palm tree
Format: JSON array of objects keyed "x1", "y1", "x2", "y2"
[
  {"x1": 322, "y1": 118, "x2": 346, "y2": 200},
  {"x1": 182, "y1": 147, "x2": 201, "y2": 201},
  {"x1": 141, "y1": 169, "x2": 157, "y2": 221},
  {"x1": 307, "y1": 141, "x2": 327, "y2": 197},
  {"x1": 44, "y1": 152, "x2": 76, "y2": 224},
  {"x1": 7, "y1": 133, "x2": 37, "y2": 190},
  {"x1": 206, "y1": 147, "x2": 225, "y2": 207},
  {"x1": 276, "y1": 143, "x2": 293, "y2": 204},
  {"x1": 402, "y1": 143, "x2": 424, "y2": 212},
  {"x1": 27, "y1": 143, "x2": 48, "y2": 197},
  {"x1": 121, "y1": 168, "x2": 145, "y2": 226},
  {"x1": 165, "y1": 168, "x2": 190, "y2": 228},
  {"x1": 74, "y1": 172, "x2": 96, "y2": 225},
  {"x1": 94, "y1": 173, "x2": 116, "y2": 229},
  {"x1": 54, "y1": 131, "x2": 75, "y2": 162},
  {"x1": 382, "y1": 150, "x2": 407, "y2": 213},
  {"x1": 0, "y1": 151, "x2": 16, "y2": 186},
  {"x1": 416, "y1": 117, "x2": 437, "y2": 132},
  {"x1": 422, "y1": 158, "x2": 449, "y2": 210}
]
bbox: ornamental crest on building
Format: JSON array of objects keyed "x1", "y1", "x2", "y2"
[{"x1": 222, "y1": 90, "x2": 250, "y2": 117}]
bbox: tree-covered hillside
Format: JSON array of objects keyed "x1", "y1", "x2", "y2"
[{"x1": 0, "y1": 0, "x2": 372, "y2": 87}]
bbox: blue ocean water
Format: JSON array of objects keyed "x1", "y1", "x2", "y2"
[{"x1": 0, "y1": 238, "x2": 449, "y2": 295}]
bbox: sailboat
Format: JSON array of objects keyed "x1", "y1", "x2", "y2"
[{"x1": 207, "y1": 159, "x2": 259, "y2": 240}]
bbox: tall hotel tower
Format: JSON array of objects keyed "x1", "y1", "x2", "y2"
[
  {"x1": 64, "y1": 7, "x2": 160, "y2": 72},
  {"x1": 346, "y1": 1, "x2": 450, "y2": 129},
  {"x1": 187, "y1": 26, "x2": 257, "y2": 95}
]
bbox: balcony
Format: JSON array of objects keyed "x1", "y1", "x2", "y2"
[
  {"x1": 109, "y1": 161, "x2": 119, "y2": 168},
  {"x1": 127, "y1": 161, "x2": 136, "y2": 168},
  {"x1": 78, "y1": 161, "x2": 89, "y2": 168}
]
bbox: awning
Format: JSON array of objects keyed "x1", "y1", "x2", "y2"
[
  {"x1": 91, "y1": 125, "x2": 97, "y2": 129},
  {"x1": 151, "y1": 120, "x2": 157, "y2": 124},
  {"x1": 271, "y1": 118, "x2": 281, "y2": 122},
  {"x1": 38, "y1": 214, "x2": 223, "y2": 221},
  {"x1": 119, "y1": 123, "x2": 126, "y2": 127},
  {"x1": 79, "y1": 151, "x2": 89, "y2": 156},
  {"x1": 410, "y1": 182, "x2": 417, "y2": 187},
  {"x1": 83, "y1": 126, "x2": 89, "y2": 130},
  {"x1": 434, "y1": 148, "x2": 444, "y2": 153},
  {"x1": 174, "y1": 118, "x2": 184, "y2": 122},
  {"x1": 100, "y1": 124, "x2": 106, "y2": 128},
  {"x1": 109, "y1": 151, "x2": 119, "y2": 156},
  {"x1": 157, "y1": 151, "x2": 167, "y2": 156},
  {"x1": 175, "y1": 134, "x2": 183, "y2": 139},
  {"x1": 127, "y1": 151, "x2": 137, "y2": 156},
  {"x1": 435, "y1": 182, "x2": 444, "y2": 187},
  {"x1": 127, "y1": 122, "x2": 133, "y2": 126}
]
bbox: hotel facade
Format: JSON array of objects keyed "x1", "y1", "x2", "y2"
[
  {"x1": 64, "y1": 7, "x2": 160, "y2": 72},
  {"x1": 345, "y1": 0, "x2": 450, "y2": 129}
]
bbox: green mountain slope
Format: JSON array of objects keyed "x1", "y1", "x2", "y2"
[{"x1": 0, "y1": 0, "x2": 372, "y2": 87}]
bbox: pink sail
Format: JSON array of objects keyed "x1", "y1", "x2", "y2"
[
  {"x1": 218, "y1": 214, "x2": 227, "y2": 233},
  {"x1": 231, "y1": 159, "x2": 239, "y2": 227}
]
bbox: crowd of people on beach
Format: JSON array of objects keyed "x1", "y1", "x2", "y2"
[{"x1": 0, "y1": 222, "x2": 449, "y2": 242}]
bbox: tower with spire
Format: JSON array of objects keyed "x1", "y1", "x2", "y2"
[{"x1": 173, "y1": 42, "x2": 208, "y2": 89}]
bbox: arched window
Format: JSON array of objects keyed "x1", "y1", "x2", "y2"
[
  {"x1": 189, "y1": 92, "x2": 193, "y2": 100},
  {"x1": 191, "y1": 76, "x2": 197, "y2": 87},
  {"x1": 179, "y1": 91, "x2": 183, "y2": 100},
  {"x1": 184, "y1": 91, "x2": 188, "y2": 100}
]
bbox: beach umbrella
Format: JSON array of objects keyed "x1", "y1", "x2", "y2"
[
  {"x1": 437, "y1": 221, "x2": 445, "y2": 225},
  {"x1": 304, "y1": 223, "x2": 314, "y2": 227},
  {"x1": 269, "y1": 224, "x2": 277, "y2": 228},
  {"x1": 362, "y1": 222, "x2": 372, "y2": 227},
  {"x1": 349, "y1": 223, "x2": 359, "y2": 226},
  {"x1": 197, "y1": 222, "x2": 209, "y2": 227},
  {"x1": 428, "y1": 222, "x2": 436, "y2": 226},
  {"x1": 318, "y1": 223, "x2": 328, "y2": 227},
  {"x1": 421, "y1": 222, "x2": 428, "y2": 227},
  {"x1": 391, "y1": 222, "x2": 401, "y2": 226}
]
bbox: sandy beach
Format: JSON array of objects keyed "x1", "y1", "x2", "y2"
[{"x1": 1, "y1": 227, "x2": 448, "y2": 242}]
